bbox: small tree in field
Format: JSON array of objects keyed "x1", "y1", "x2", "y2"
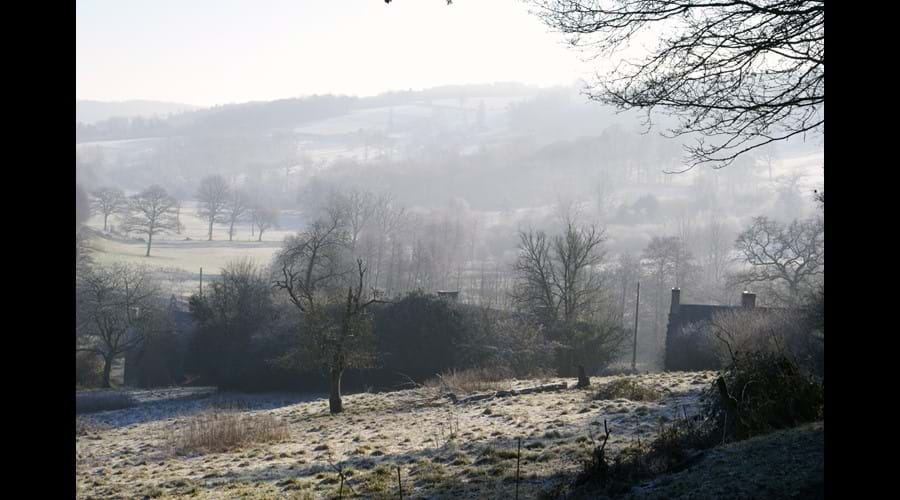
[
  {"x1": 197, "y1": 175, "x2": 231, "y2": 241},
  {"x1": 122, "y1": 185, "x2": 178, "y2": 257},
  {"x1": 273, "y1": 210, "x2": 384, "y2": 414},
  {"x1": 91, "y1": 186, "x2": 127, "y2": 232},
  {"x1": 225, "y1": 189, "x2": 249, "y2": 242},
  {"x1": 251, "y1": 205, "x2": 279, "y2": 242}
]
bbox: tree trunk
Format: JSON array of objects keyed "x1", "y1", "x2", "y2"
[
  {"x1": 229, "y1": 221, "x2": 235, "y2": 242},
  {"x1": 208, "y1": 219, "x2": 214, "y2": 241},
  {"x1": 258, "y1": 230, "x2": 263, "y2": 242},
  {"x1": 146, "y1": 232, "x2": 152, "y2": 257},
  {"x1": 102, "y1": 356, "x2": 113, "y2": 388},
  {"x1": 103, "y1": 214, "x2": 109, "y2": 232},
  {"x1": 576, "y1": 365, "x2": 590, "y2": 388},
  {"x1": 329, "y1": 368, "x2": 343, "y2": 414}
]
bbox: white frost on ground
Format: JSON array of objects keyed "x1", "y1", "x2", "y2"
[{"x1": 76, "y1": 371, "x2": 717, "y2": 499}]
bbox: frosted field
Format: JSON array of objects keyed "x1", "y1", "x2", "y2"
[
  {"x1": 84, "y1": 201, "x2": 304, "y2": 296},
  {"x1": 75, "y1": 371, "x2": 717, "y2": 499}
]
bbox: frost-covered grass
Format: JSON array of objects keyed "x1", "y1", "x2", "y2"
[
  {"x1": 75, "y1": 371, "x2": 718, "y2": 499},
  {"x1": 76, "y1": 391, "x2": 138, "y2": 414},
  {"x1": 625, "y1": 421, "x2": 824, "y2": 499}
]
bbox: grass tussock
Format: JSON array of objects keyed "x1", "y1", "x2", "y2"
[
  {"x1": 592, "y1": 377, "x2": 660, "y2": 402},
  {"x1": 76, "y1": 416, "x2": 109, "y2": 436},
  {"x1": 76, "y1": 391, "x2": 138, "y2": 414},
  {"x1": 169, "y1": 411, "x2": 290, "y2": 454},
  {"x1": 424, "y1": 366, "x2": 514, "y2": 394}
]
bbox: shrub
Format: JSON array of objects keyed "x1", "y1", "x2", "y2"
[
  {"x1": 708, "y1": 308, "x2": 823, "y2": 380},
  {"x1": 373, "y1": 292, "x2": 470, "y2": 383},
  {"x1": 549, "y1": 320, "x2": 629, "y2": 377},
  {"x1": 129, "y1": 330, "x2": 185, "y2": 388},
  {"x1": 474, "y1": 315, "x2": 560, "y2": 379},
  {"x1": 664, "y1": 320, "x2": 722, "y2": 371},
  {"x1": 169, "y1": 411, "x2": 289, "y2": 454},
  {"x1": 592, "y1": 377, "x2": 660, "y2": 402},
  {"x1": 76, "y1": 352, "x2": 103, "y2": 388},
  {"x1": 702, "y1": 350, "x2": 823, "y2": 442},
  {"x1": 576, "y1": 417, "x2": 716, "y2": 496},
  {"x1": 75, "y1": 391, "x2": 138, "y2": 414}
]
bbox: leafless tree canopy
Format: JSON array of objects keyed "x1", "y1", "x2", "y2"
[
  {"x1": 273, "y1": 208, "x2": 385, "y2": 413},
  {"x1": 91, "y1": 186, "x2": 127, "y2": 232},
  {"x1": 531, "y1": 0, "x2": 824, "y2": 169},
  {"x1": 225, "y1": 189, "x2": 249, "y2": 242},
  {"x1": 250, "y1": 205, "x2": 279, "y2": 242},
  {"x1": 512, "y1": 219, "x2": 607, "y2": 326},
  {"x1": 729, "y1": 215, "x2": 823, "y2": 305},
  {"x1": 122, "y1": 185, "x2": 179, "y2": 257},
  {"x1": 197, "y1": 174, "x2": 231, "y2": 241},
  {"x1": 76, "y1": 264, "x2": 160, "y2": 387}
]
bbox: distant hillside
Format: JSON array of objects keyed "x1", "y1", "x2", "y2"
[
  {"x1": 75, "y1": 84, "x2": 548, "y2": 143},
  {"x1": 76, "y1": 100, "x2": 200, "y2": 124}
]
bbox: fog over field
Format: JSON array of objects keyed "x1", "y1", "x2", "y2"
[{"x1": 77, "y1": 81, "x2": 822, "y2": 307}]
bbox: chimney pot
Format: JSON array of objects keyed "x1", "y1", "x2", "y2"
[
  {"x1": 741, "y1": 291, "x2": 756, "y2": 308},
  {"x1": 670, "y1": 288, "x2": 681, "y2": 314}
]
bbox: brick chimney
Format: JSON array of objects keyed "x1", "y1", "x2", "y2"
[
  {"x1": 670, "y1": 288, "x2": 681, "y2": 314},
  {"x1": 741, "y1": 291, "x2": 756, "y2": 308}
]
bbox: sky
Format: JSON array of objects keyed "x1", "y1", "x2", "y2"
[{"x1": 76, "y1": 0, "x2": 592, "y2": 107}]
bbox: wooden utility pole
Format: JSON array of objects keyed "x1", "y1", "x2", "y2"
[{"x1": 632, "y1": 281, "x2": 640, "y2": 371}]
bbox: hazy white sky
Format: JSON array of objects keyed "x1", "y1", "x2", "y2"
[{"x1": 76, "y1": 0, "x2": 592, "y2": 107}]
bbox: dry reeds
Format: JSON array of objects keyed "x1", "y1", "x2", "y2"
[
  {"x1": 424, "y1": 366, "x2": 514, "y2": 394},
  {"x1": 169, "y1": 411, "x2": 289, "y2": 454}
]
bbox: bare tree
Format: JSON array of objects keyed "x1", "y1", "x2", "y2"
[
  {"x1": 76, "y1": 264, "x2": 160, "y2": 387},
  {"x1": 250, "y1": 205, "x2": 279, "y2": 242},
  {"x1": 531, "y1": 0, "x2": 824, "y2": 169},
  {"x1": 729, "y1": 215, "x2": 823, "y2": 305},
  {"x1": 174, "y1": 199, "x2": 185, "y2": 235},
  {"x1": 511, "y1": 217, "x2": 613, "y2": 374},
  {"x1": 197, "y1": 175, "x2": 231, "y2": 241},
  {"x1": 91, "y1": 187, "x2": 127, "y2": 232},
  {"x1": 122, "y1": 185, "x2": 178, "y2": 257},
  {"x1": 333, "y1": 188, "x2": 377, "y2": 252},
  {"x1": 642, "y1": 235, "x2": 696, "y2": 341},
  {"x1": 225, "y1": 189, "x2": 249, "y2": 242},
  {"x1": 273, "y1": 209, "x2": 384, "y2": 414},
  {"x1": 611, "y1": 253, "x2": 642, "y2": 323},
  {"x1": 695, "y1": 213, "x2": 734, "y2": 304}
]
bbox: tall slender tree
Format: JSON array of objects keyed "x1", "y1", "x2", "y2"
[{"x1": 197, "y1": 175, "x2": 231, "y2": 241}]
